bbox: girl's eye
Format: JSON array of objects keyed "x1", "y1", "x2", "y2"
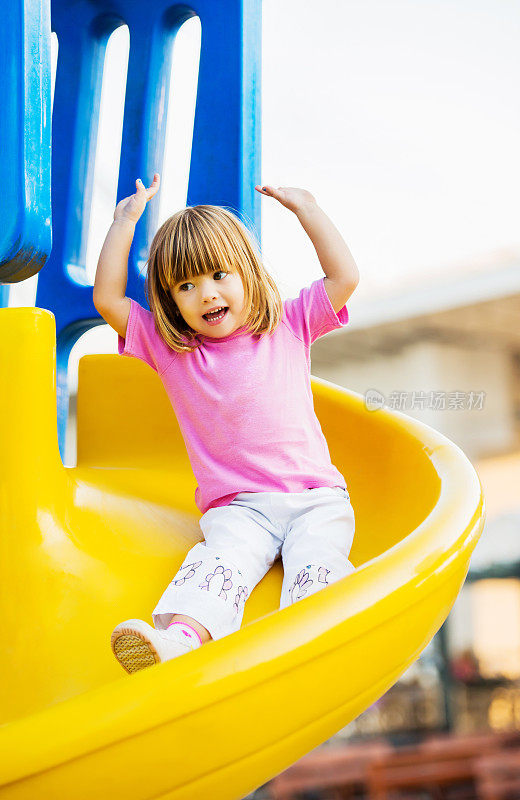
[
  {"x1": 179, "y1": 271, "x2": 227, "y2": 291},
  {"x1": 179, "y1": 269, "x2": 228, "y2": 292}
]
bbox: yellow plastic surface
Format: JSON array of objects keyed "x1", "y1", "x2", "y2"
[{"x1": 0, "y1": 308, "x2": 485, "y2": 799}]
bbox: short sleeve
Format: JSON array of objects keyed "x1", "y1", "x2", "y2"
[
  {"x1": 117, "y1": 298, "x2": 175, "y2": 374},
  {"x1": 283, "y1": 277, "x2": 349, "y2": 346}
]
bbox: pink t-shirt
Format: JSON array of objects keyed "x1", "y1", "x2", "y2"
[{"x1": 118, "y1": 276, "x2": 350, "y2": 514}]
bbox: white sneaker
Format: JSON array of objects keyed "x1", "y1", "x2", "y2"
[{"x1": 110, "y1": 618, "x2": 196, "y2": 674}]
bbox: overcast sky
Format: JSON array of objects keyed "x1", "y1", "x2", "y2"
[
  {"x1": 10, "y1": 1, "x2": 519, "y2": 347},
  {"x1": 259, "y1": 0, "x2": 519, "y2": 301},
  {"x1": 145, "y1": 0, "x2": 520, "y2": 303}
]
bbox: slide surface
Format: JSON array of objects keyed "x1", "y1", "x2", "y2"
[{"x1": 0, "y1": 308, "x2": 485, "y2": 799}]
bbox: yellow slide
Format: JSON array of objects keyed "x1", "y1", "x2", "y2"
[{"x1": 0, "y1": 308, "x2": 485, "y2": 799}]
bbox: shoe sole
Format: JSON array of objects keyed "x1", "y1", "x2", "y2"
[{"x1": 111, "y1": 625, "x2": 160, "y2": 674}]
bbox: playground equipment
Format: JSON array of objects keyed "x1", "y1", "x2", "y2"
[
  {"x1": 0, "y1": 1, "x2": 485, "y2": 797},
  {"x1": 0, "y1": 308, "x2": 485, "y2": 798}
]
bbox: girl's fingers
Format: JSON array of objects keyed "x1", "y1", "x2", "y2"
[
  {"x1": 147, "y1": 173, "x2": 160, "y2": 196},
  {"x1": 132, "y1": 173, "x2": 159, "y2": 202},
  {"x1": 136, "y1": 174, "x2": 160, "y2": 190}
]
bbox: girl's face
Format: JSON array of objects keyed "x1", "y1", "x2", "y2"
[{"x1": 170, "y1": 268, "x2": 248, "y2": 338}]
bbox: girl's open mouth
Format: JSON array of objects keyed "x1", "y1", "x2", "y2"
[{"x1": 202, "y1": 307, "x2": 229, "y2": 326}]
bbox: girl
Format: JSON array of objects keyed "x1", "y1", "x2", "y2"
[{"x1": 94, "y1": 173, "x2": 360, "y2": 674}]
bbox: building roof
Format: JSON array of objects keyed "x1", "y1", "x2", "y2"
[{"x1": 313, "y1": 249, "x2": 520, "y2": 361}]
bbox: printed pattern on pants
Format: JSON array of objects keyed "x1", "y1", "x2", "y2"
[
  {"x1": 152, "y1": 500, "x2": 283, "y2": 640},
  {"x1": 279, "y1": 488, "x2": 356, "y2": 610},
  {"x1": 152, "y1": 487, "x2": 355, "y2": 640},
  {"x1": 172, "y1": 550, "x2": 250, "y2": 614},
  {"x1": 288, "y1": 564, "x2": 332, "y2": 603}
]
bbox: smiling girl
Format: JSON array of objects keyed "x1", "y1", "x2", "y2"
[{"x1": 93, "y1": 174, "x2": 360, "y2": 673}]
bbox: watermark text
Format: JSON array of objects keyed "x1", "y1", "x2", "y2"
[{"x1": 364, "y1": 389, "x2": 486, "y2": 412}]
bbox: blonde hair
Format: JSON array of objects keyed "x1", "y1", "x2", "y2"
[{"x1": 144, "y1": 205, "x2": 283, "y2": 354}]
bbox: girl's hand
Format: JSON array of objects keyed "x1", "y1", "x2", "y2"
[
  {"x1": 255, "y1": 184, "x2": 317, "y2": 214},
  {"x1": 114, "y1": 173, "x2": 161, "y2": 223}
]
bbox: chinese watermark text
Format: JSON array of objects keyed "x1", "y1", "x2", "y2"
[{"x1": 364, "y1": 389, "x2": 486, "y2": 412}]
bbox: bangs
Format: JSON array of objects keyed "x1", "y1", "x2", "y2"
[{"x1": 168, "y1": 210, "x2": 245, "y2": 286}]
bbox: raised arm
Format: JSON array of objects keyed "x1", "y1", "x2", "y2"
[
  {"x1": 93, "y1": 217, "x2": 135, "y2": 339},
  {"x1": 93, "y1": 173, "x2": 160, "y2": 339},
  {"x1": 255, "y1": 184, "x2": 360, "y2": 313}
]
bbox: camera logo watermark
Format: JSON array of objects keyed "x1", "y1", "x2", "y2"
[{"x1": 364, "y1": 389, "x2": 486, "y2": 412}]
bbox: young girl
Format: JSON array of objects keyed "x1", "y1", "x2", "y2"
[{"x1": 93, "y1": 173, "x2": 360, "y2": 674}]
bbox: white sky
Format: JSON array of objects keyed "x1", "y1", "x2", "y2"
[
  {"x1": 9, "y1": 1, "x2": 519, "y2": 357},
  {"x1": 259, "y1": 0, "x2": 520, "y2": 300}
]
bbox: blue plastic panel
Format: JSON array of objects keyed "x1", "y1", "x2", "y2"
[
  {"x1": 0, "y1": 0, "x2": 52, "y2": 283},
  {"x1": 1, "y1": 0, "x2": 262, "y2": 460}
]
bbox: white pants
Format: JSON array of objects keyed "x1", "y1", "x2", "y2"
[{"x1": 152, "y1": 486, "x2": 356, "y2": 641}]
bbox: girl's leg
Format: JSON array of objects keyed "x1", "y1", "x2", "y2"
[
  {"x1": 153, "y1": 501, "x2": 282, "y2": 641},
  {"x1": 280, "y1": 488, "x2": 356, "y2": 609}
]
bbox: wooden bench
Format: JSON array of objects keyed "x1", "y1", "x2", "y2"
[
  {"x1": 366, "y1": 731, "x2": 520, "y2": 800},
  {"x1": 267, "y1": 740, "x2": 393, "y2": 800},
  {"x1": 267, "y1": 731, "x2": 520, "y2": 800},
  {"x1": 474, "y1": 748, "x2": 520, "y2": 800}
]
